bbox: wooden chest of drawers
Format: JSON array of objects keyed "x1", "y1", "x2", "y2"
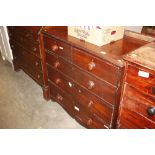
[
  {"x1": 117, "y1": 42, "x2": 155, "y2": 128},
  {"x1": 41, "y1": 26, "x2": 147, "y2": 128},
  {"x1": 7, "y1": 26, "x2": 50, "y2": 100}
]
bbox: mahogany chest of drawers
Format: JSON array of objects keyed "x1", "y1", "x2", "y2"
[
  {"x1": 117, "y1": 42, "x2": 155, "y2": 128},
  {"x1": 7, "y1": 26, "x2": 49, "y2": 100},
  {"x1": 41, "y1": 26, "x2": 147, "y2": 128}
]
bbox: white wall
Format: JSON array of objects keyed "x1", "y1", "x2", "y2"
[{"x1": 125, "y1": 26, "x2": 143, "y2": 33}]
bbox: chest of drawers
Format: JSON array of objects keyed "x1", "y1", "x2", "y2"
[
  {"x1": 41, "y1": 27, "x2": 147, "y2": 128},
  {"x1": 117, "y1": 42, "x2": 155, "y2": 128},
  {"x1": 7, "y1": 26, "x2": 50, "y2": 100}
]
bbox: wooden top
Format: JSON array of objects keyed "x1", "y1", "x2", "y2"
[
  {"x1": 42, "y1": 26, "x2": 148, "y2": 67},
  {"x1": 124, "y1": 42, "x2": 155, "y2": 71}
]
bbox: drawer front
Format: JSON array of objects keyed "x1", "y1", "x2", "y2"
[
  {"x1": 8, "y1": 27, "x2": 39, "y2": 42},
  {"x1": 72, "y1": 83, "x2": 113, "y2": 126},
  {"x1": 49, "y1": 82, "x2": 74, "y2": 116},
  {"x1": 10, "y1": 26, "x2": 41, "y2": 34},
  {"x1": 72, "y1": 47, "x2": 119, "y2": 86},
  {"x1": 9, "y1": 33, "x2": 40, "y2": 57},
  {"x1": 10, "y1": 41, "x2": 42, "y2": 72},
  {"x1": 46, "y1": 51, "x2": 73, "y2": 77},
  {"x1": 73, "y1": 66, "x2": 116, "y2": 104},
  {"x1": 126, "y1": 64, "x2": 155, "y2": 96},
  {"x1": 118, "y1": 107, "x2": 155, "y2": 129},
  {"x1": 47, "y1": 65, "x2": 74, "y2": 94},
  {"x1": 121, "y1": 84, "x2": 155, "y2": 123},
  {"x1": 44, "y1": 36, "x2": 72, "y2": 61}
]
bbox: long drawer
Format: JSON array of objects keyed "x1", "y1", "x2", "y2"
[
  {"x1": 9, "y1": 32, "x2": 40, "y2": 57},
  {"x1": 10, "y1": 40, "x2": 42, "y2": 72}
]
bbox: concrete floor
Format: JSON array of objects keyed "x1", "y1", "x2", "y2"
[{"x1": 0, "y1": 56, "x2": 84, "y2": 129}]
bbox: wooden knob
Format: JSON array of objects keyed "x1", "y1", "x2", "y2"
[
  {"x1": 87, "y1": 118, "x2": 93, "y2": 126},
  {"x1": 33, "y1": 47, "x2": 37, "y2": 52},
  {"x1": 87, "y1": 80, "x2": 95, "y2": 90},
  {"x1": 37, "y1": 74, "x2": 41, "y2": 79},
  {"x1": 20, "y1": 37, "x2": 23, "y2": 42},
  {"x1": 57, "y1": 94, "x2": 63, "y2": 101},
  {"x1": 88, "y1": 61, "x2": 96, "y2": 71},
  {"x1": 54, "y1": 61, "x2": 60, "y2": 68},
  {"x1": 35, "y1": 61, "x2": 39, "y2": 66},
  {"x1": 55, "y1": 78, "x2": 61, "y2": 84},
  {"x1": 51, "y1": 45, "x2": 59, "y2": 51},
  {"x1": 88, "y1": 100, "x2": 94, "y2": 108},
  {"x1": 26, "y1": 33, "x2": 30, "y2": 37}
]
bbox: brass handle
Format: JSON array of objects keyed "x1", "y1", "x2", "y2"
[
  {"x1": 55, "y1": 78, "x2": 61, "y2": 84},
  {"x1": 57, "y1": 94, "x2": 63, "y2": 101},
  {"x1": 51, "y1": 45, "x2": 59, "y2": 51},
  {"x1": 54, "y1": 61, "x2": 60, "y2": 68},
  {"x1": 88, "y1": 61, "x2": 96, "y2": 71},
  {"x1": 59, "y1": 46, "x2": 64, "y2": 50},
  {"x1": 87, "y1": 80, "x2": 95, "y2": 90}
]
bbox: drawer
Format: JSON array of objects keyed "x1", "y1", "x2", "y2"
[
  {"x1": 126, "y1": 63, "x2": 155, "y2": 96},
  {"x1": 44, "y1": 36, "x2": 72, "y2": 61},
  {"x1": 49, "y1": 82, "x2": 74, "y2": 116},
  {"x1": 16, "y1": 60, "x2": 43, "y2": 86},
  {"x1": 121, "y1": 84, "x2": 155, "y2": 123},
  {"x1": 73, "y1": 66, "x2": 116, "y2": 104},
  {"x1": 10, "y1": 41, "x2": 42, "y2": 72},
  {"x1": 10, "y1": 26, "x2": 42, "y2": 34},
  {"x1": 46, "y1": 51, "x2": 73, "y2": 77},
  {"x1": 118, "y1": 107, "x2": 155, "y2": 129},
  {"x1": 72, "y1": 83, "x2": 113, "y2": 126},
  {"x1": 8, "y1": 27, "x2": 39, "y2": 42},
  {"x1": 72, "y1": 47, "x2": 119, "y2": 86},
  {"x1": 47, "y1": 65, "x2": 74, "y2": 94},
  {"x1": 9, "y1": 34, "x2": 40, "y2": 57}
]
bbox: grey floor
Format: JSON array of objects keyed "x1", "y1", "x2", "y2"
[{"x1": 0, "y1": 56, "x2": 84, "y2": 129}]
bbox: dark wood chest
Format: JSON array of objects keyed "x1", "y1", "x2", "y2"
[
  {"x1": 117, "y1": 42, "x2": 155, "y2": 128},
  {"x1": 41, "y1": 26, "x2": 147, "y2": 128}
]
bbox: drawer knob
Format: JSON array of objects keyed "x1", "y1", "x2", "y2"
[
  {"x1": 35, "y1": 61, "x2": 39, "y2": 66},
  {"x1": 26, "y1": 33, "x2": 30, "y2": 37},
  {"x1": 87, "y1": 118, "x2": 93, "y2": 126},
  {"x1": 59, "y1": 46, "x2": 64, "y2": 50},
  {"x1": 33, "y1": 47, "x2": 37, "y2": 52},
  {"x1": 37, "y1": 74, "x2": 41, "y2": 79},
  {"x1": 57, "y1": 94, "x2": 63, "y2": 101},
  {"x1": 88, "y1": 61, "x2": 96, "y2": 71},
  {"x1": 52, "y1": 45, "x2": 59, "y2": 51},
  {"x1": 147, "y1": 107, "x2": 155, "y2": 116},
  {"x1": 87, "y1": 80, "x2": 95, "y2": 90},
  {"x1": 54, "y1": 61, "x2": 60, "y2": 68},
  {"x1": 20, "y1": 37, "x2": 23, "y2": 42},
  {"x1": 88, "y1": 100, "x2": 94, "y2": 108},
  {"x1": 55, "y1": 78, "x2": 61, "y2": 84}
]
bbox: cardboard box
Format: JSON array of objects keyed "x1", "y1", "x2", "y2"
[{"x1": 68, "y1": 26, "x2": 125, "y2": 46}]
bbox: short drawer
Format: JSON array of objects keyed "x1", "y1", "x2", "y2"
[
  {"x1": 9, "y1": 34, "x2": 40, "y2": 57},
  {"x1": 118, "y1": 107, "x2": 155, "y2": 129},
  {"x1": 72, "y1": 47, "x2": 120, "y2": 86},
  {"x1": 126, "y1": 63, "x2": 155, "y2": 96},
  {"x1": 72, "y1": 83, "x2": 113, "y2": 126},
  {"x1": 49, "y1": 82, "x2": 74, "y2": 116},
  {"x1": 46, "y1": 51, "x2": 73, "y2": 77},
  {"x1": 44, "y1": 36, "x2": 72, "y2": 61},
  {"x1": 73, "y1": 66, "x2": 116, "y2": 104},
  {"x1": 120, "y1": 84, "x2": 155, "y2": 123},
  {"x1": 47, "y1": 65, "x2": 74, "y2": 94}
]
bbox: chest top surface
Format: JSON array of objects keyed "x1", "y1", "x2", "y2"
[
  {"x1": 124, "y1": 42, "x2": 155, "y2": 71},
  {"x1": 42, "y1": 26, "x2": 148, "y2": 68}
]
